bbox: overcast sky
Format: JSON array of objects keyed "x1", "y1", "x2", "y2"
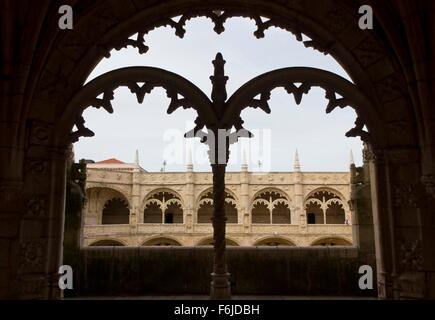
[{"x1": 74, "y1": 17, "x2": 363, "y2": 172}]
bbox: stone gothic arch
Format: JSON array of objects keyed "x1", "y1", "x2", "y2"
[
  {"x1": 197, "y1": 237, "x2": 240, "y2": 247},
  {"x1": 311, "y1": 237, "x2": 353, "y2": 247},
  {"x1": 196, "y1": 188, "x2": 239, "y2": 224},
  {"x1": 3, "y1": 0, "x2": 434, "y2": 299},
  {"x1": 142, "y1": 237, "x2": 183, "y2": 246},
  {"x1": 142, "y1": 189, "x2": 184, "y2": 224},
  {"x1": 304, "y1": 188, "x2": 349, "y2": 225},
  {"x1": 85, "y1": 187, "x2": 131, "y2": 225},
  {"x1": 251, "y1": 188, "x2": 292, "y2": 224},
  {"x1": 253, "y1": 237, "x2": 296, "y2": 247},
  {"x1": 89, "y1": 239, "x2": 127, "y2": 247}
]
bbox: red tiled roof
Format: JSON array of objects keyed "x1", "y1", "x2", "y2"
[{"x1": 96, "y1": 158, "x2": 125, "y2": 164}]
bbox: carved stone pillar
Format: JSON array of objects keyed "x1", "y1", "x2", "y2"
[
  {"x1": 10, "y1": 138, "x2": 69, "y2": 299},
  {"x1": 370, "y1": 145, "x2": 429, "y2": 299},
  {"x1": 349, "y1": 146, "x2": 376, "y2": 277},
  {"x1": 130, "y1": 168, "x2": 140, "y2": 235},
  {"x1": 210, "y1": 163, "x2": 231, "y2": 299},
  {"x1": 240, "y1": 166, "x2": 250, "y2": 232},
  {"x1": 294, "y1": 172, "x2": 304, "y2": 230},
  {"x1": 185, "y1": 167, "x2": 195, "y2": 232}
]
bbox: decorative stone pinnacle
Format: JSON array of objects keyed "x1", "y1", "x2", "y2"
[
  {"x1": 134, "y1": 149, "x2": 139, "y2": 166},
  {"x1": 293, "y1": 149, "x2": 301, "y2": 172},
  {"x1": 242, "y1": 150, "x2": 248, "y2": 171},
  {"x1": 187, "y1": 149, "x2": 193, "y2": 171},
  {"x1": 210, "y1": 52, "x2": 229, "y2": 116}
]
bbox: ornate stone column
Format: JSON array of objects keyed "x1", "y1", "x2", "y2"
[
  {"x1": 210, "y1": 163, "x2": 231, "y2": 299},
  {"x1": 369, "y1": 145, "x2": 429, "y2": 299},
  {"x1": 293, "y1": 151, "x2": 305, "y2": 230},
  {"x1": 10, "y1": 131, "x2": 70, "y2": 299},
  {"x1": 185, "y1": 152, "x2": 195, "y2": 232},
  {"x1": 240, "y1": 153, "x2": 250, "y2": 232},
  {"x1": 209, "y1": 53, "x2": 231, "y2": 299},
  {"x1": 130, "y1": 151, "x2": 141, "y2": 240},
  {"x1": 349, "y1": 145, "x2": 376, "y2": 277}
]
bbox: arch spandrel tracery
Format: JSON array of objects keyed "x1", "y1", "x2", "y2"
[
  {"x1": 143, "y1": 190, "x2": 184, "y2": 224},
  {"x1": 305, "y1": 189, "x2": 348, "y2": 225},
  {"x1": 101, "y1": 197, "x2": 130, "y2": 225},
  {"x1": 197, "y1": 188, "x2": 238, "y2": 224},
  {"x1": 85, "y1": 187, "x2": 131, "y2": 225},
  {"x1": 251, "y1": 188, "x2": 291, "y2": 225}
]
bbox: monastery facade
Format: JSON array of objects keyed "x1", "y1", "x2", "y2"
[{"x1": 82, "y1": 152, "x2": 354, "y2": 247}]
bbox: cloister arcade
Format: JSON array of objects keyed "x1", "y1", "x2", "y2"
[
  {"x1": 82, "y1": 159, "x2": 353, "y2": 247},
  {"x1": 2, "y1": 0, "x2": 434, "y2": 300}
]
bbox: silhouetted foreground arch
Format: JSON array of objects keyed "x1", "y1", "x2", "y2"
[
  {"x1": 58, "y1": 65, "x2": 381, "y2": 150},
  {"x1": 222, "y1": 67, "x2": 382, "y2": 145},
  {"x1": 54, "y1": 67, "x2": 217, "y2": 145}
]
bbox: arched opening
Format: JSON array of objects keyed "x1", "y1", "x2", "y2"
[
  {"x1": 102, "y1": 198, "x2": 130, "y2": 225},
  {"x1": 143, "y1": 190, "x2": 184, "y2": 224},
  {"x1": 311, "y1": 237, "x2": 352, "y2": 247},
  {"x1": 254, "y1": 237, "x2": 295, "y2": 246},
  {"x1": 89, "y1": 240, "x2": 125, "y2": 247},
  {"x1": 142, "y1": 237, "x2": 182, "y2": 246},
  {"x1": 197, "y1": 237, "x2": 239, "y2": 247},
  {"x1": 251, "y1": 189, "x2": 291, "y2": 224},
  {"x1": 305, "y1": 190, "x2": 347, "y2": 225},
  {"x1": 197, "y1": 189, "x2": 238, "y2": 224},
  {"x1": 84, "y1": 187, "x2": 131, "y2": 225}
]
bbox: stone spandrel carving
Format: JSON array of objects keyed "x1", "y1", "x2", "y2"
[
  {"x1": 107, "y1": 10, "x2": 309, "y2": 57},
  {"x1": 26, "y1": 196, "x2": 47, "y2": 218},
  {"x1": 393, "y1": 184, "x2": 418, "y2": 208},
  {"x1": 399, "y1": 240, "x2": 423, "y2": 272},
  {"x1": 18, "y1": 240, "x2": 46, "y2": 273}
]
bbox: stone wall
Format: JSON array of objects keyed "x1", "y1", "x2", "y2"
[{"x1": 73, "y1": 247, "x2": 377, "y2": 297}]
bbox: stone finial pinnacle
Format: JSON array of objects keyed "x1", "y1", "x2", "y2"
[
  {"x1": 210, "y1": 52, "x2": 229, "y2": 116},
  {"x1": 242, "y1": 150, "x2": 248, "y2": 171},
  {"x1": 293, "y1": 149, "x2": 301, "y2": 172},
  {"x1": 187, "y1": 148, "x2": 193, "y2": 172},
  {"x1": 134, "y1": 149, "x2": 139, "y2": 166}
]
